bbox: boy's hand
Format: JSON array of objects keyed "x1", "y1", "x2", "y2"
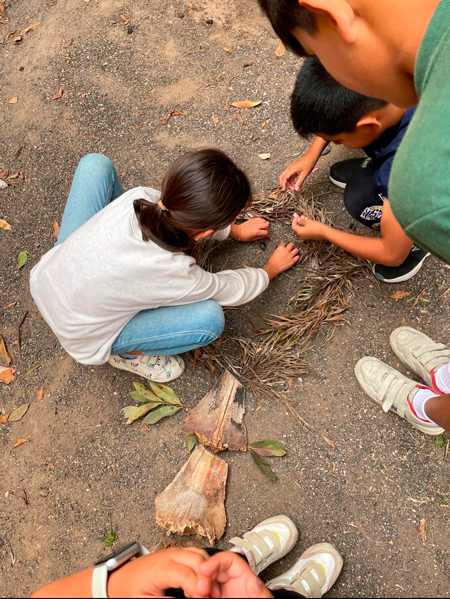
[
  {"x1": 196, "y1": 551, "x2": 274, "y2": 599},
  {"x1": 107, "y1": 547, "x2": 209, "y2": 598},
  {"x1": 291, "y1": 214, "x2": 328, "y2": 241},
  {"x1": 263, "y1": 242, "x2": 300, "y2": 279},
  {"x1": 231, "y1": 219, "x2": 270, "y2": 242},
  {"x1": 280, "y1": 156, "x2": 316, "y2": 191}
]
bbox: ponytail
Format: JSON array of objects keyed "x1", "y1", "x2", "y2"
[{"x1": 134, "y1": 149, "x2": 252, "y2": 252}]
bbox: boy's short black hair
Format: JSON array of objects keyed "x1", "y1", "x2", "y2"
[
  {"x1": 291, "y1": 58, "x2": 388, "y2": 138},
  {"x1": 257, "y1": 0, "x2": 316, "y2": 56}
]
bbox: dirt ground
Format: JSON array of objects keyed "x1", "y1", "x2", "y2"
[{"x1": 1, "y1": 1, "x2": 450, "y2": 597}]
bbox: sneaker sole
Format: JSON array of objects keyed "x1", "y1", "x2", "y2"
[
  {"x1": 354, "y1": 358, "x2": 444, "y2": 436},
  {"x1": 109, "y1": 357, "x2": 185, "y2": 383},
  {"x1": 328, "y1": 174, "x2": 347, "y2": 189},
  {"x1": 373, "y1": 253, "x2": 430, "y2": 284}
]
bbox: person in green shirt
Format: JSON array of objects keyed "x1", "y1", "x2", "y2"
[{"x1": 257, "y1": 0, "x2": 450, "y2": 434}]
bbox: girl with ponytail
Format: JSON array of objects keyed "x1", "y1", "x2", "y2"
[{"x1": 30, "y1": 150, "x2": 299, "y2": 383}]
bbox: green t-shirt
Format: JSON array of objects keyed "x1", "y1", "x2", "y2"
[{"x1": 389, "y1": 0, "x2": 450, "y2": 264}]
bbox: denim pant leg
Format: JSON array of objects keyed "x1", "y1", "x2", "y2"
[
  {"x1": 56, "y1": 153, "x2": 125, "y2": 245},
  {"x1": 111, "y1": 300, "x2": 225, "y2": 356}
]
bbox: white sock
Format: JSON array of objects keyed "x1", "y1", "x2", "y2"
[
  {"x1": 412, "y1": 388, "x2": 436, "y2": 422},
  {"x1": 435, "y1": 363, "x2": 450, "y2": 393}
]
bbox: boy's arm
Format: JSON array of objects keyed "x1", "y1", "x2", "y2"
[
  {"x1": 292, "y1": 200, "x2": 412, "y2": 266},
  {"x1": 280, "y1": 137, "x2": 329, "y2": 191}
]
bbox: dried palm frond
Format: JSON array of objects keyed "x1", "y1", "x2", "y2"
[
  {"x1": 195, "y1": 336, "x2": 308, "y2": 401},
  {"x1": 189, "y1": 240, "x2": 220, "y2": 272}
]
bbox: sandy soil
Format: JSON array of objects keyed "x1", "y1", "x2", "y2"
[{"x1": 1, "y1": 1, "x2": 449, "y2": 597}]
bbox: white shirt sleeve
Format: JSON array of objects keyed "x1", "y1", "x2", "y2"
[
  {"x1": 211, "y1": 225, "x2": 231, "y2": 242},
  {"x1": 174, "y1": 263, "x2": 270, "y2": 307}
]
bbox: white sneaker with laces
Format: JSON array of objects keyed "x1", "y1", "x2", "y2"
[
  {"x1": 229, "y1": 515, "x2": 298, "y2": 576},
  {"x1": 267, "y1": 542, "x2": 343, "y2": 599},
  {"x1": 108, "y1": 353, "x2": 185, "y2": 383}
]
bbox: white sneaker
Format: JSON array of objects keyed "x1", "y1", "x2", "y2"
[
  {"x1": 229, "y1": 515, "x2": 298, "y2": 576},
  {"x1": 355, "y1": 357, "x2": 444, "y2": 436},
  {"x1": 108, "y1": 354, "x2": 185, "y2": 383},
  {"x1": 267, "y1": 542, "x2": 343, "y2": 599},
  {"x1": 390, "y1": 326, "x2": 450, "y2": 392}
]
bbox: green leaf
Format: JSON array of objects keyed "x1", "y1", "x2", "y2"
[
  {"x1": 21, "y1": 364, "x2": 40, "y2": 379},
  {"x1": 250, "y1": 449, "x2": 276, "y2": 481},
  {"x1": 17, "y1": 251, "x2": 28, "y2": 270},
  {"x1": 132, "y1": 383, "x2": 162, "y2": 403},
  {"x1": 248, "y1": 440, "x2": 287, "y2": 457},
  {"x1": 186, "y1": 433, "x2": 198, "y2": 453},
  {"x1": 126, "y1": 403, "x2": 158, "y2": 425},
  {"x1": 149, "y1": 382, "x2": 181, "y2": 405},
  {"x1": 129, "y1": 390, "x2": 162, "y2": 405},
  {"x1": 435, "y1": 435, "x2": 448, "y2": 448},
  {"x1": 143, "y1": 405, "x2": 181, "y2": 424},
  {"x1": 8, "y1": 404, "x2": 29, "y2": 422}
]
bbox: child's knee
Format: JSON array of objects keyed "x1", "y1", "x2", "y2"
[
  {"x1": 201, "y1": 301, "x2": 225, "y2": 340},
  {"x1": 78, "y1": 153, "x2": 115, "y2": 175}
]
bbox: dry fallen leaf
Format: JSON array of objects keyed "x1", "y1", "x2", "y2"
[
  {"x1": 9, "y1": 96, "x2": 18, "y2": 104},
  {"x1": 52, "y1": 88, "x2": 63, "y2": 101},
  {"x1": 38, "y1": 387, "x2": 44, "y2": 401},
  {"x1": 419, "y1": 518, "x2": 427, "y2": 542},
  {"x1": 231, "y1": 101, "x2": 261, "y2": 109},
  {"x1": 0, "y1": 336, "x2": 11, "y2": 365},
  {"x1": 223, "y1": 46, "x2": 231, "y2": 53},
  {"x1": 258, "y1": 153, "x2": 271, "y2": 160},
  {"x1": 323, "y1": 436, "x2": 336, "y2": 450},
  {"x1": 19, "y1": 22, "x2": 41, "y2": 36},
  {"x1": 13, "y1": 438, "x2": 29, "y2": 449},
  {"x1": 120, "y1": 14, "x2": 130, "y2": 24},
  {"x1": 3, "y1": 302, "x2": 17, "y2": 310},
  {"x1": 0, "y1": 219, "x2": 11, "y2": 230},
  {"x1": 22, "y1": 490, "x2": 28, "y2": 505},
  {"x1": 53, "y1": 220, "x2": 60, "y2": 238},
  {"x1": 8, "y1": 404, "x2": 29, "y2": 422},
  {"x1": 0, "y1": 367, "x2": 14, "y2": 384},
  {"x1": 0, "y1": 171, "x2": 8, "y2": 179},
  {"x1": 0, "y1": 414, "x2": 9, "y2": 424},
  {"x1": 275, "y1": 41, "x2": 286, "y2": 57},
  {"x1": 390, "y1": 291, "x2": 412, "y2": 300}
]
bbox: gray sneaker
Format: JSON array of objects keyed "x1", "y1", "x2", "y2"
[
  {"x1": 390, "y1": 326, "x2": 450, "y2": 392},
  {"x1": 355, "y1": 357, "x2": 444, "y2": 436}
]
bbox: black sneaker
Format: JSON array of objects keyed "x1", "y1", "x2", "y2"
[
  {"x1": 373, "y1": 246, "x2": 430, "y2": 283},
  {"x1": 329, "y1": 157, "x2": 372, "y2": 189}
]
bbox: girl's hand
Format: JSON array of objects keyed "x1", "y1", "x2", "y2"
[
  {"x1": 291, "y1": 214, "x2": 328, "y2": 241},
  {"x1": 197, "y1": 551, "x2": 274, "y2": 599},
  {"x1": 231, "y1": 219, "x2": 270, "y2": 242},
  {"x1": 263, "y1": 242, "x2": 300, "y2": 279}
]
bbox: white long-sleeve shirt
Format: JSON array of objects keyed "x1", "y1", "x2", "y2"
[{"x1": 30, "y1": 187, "x2": 269, "y2": 365}]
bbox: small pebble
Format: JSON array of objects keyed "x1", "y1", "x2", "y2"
[
  {"x1": 321, "y1": 145, "x2": 331, "y2": 156},
  {"x1": 19, "y1": 66, "x2": 25, "y2": 71},
  {"x1": 206, "y1": 19, "x2": 214, "y2": 25},
  {"x1": 177, "y1": 12, "x2": 185, "y2": 18},
  {"x1": 260, "y1": 242, "x2": 267, "y2": 251},
  {"x1": 127, "y1": 25, "x2": 134, "y2": 34}
]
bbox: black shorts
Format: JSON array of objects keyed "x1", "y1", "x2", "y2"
[{"x1": 343, "y1": 161, "x2": 385, "y2": 230}]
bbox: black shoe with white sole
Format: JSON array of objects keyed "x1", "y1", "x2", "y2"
[
  {"x1": 373, "y1": 246, "x2": 430, "y2": 283},
  {"x1": 329, "y1": 157, "x2": 372, "y2": 189}
]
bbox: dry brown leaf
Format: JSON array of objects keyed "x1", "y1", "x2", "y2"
[
  {"x1": 9, "y1": 96, "x2": 18, "y2": 104},
  {"x1": 52, "y1": 88, "x2": 63, "y2": 101},
  {"x1": 188, "y1": 8, "x2": 195, "y2": 15},
  {"x1": 38, "y1": 386, "x2": 44, "y2": 401},
  {"x1": 19, "y1": 22, "x2": 41, "y2": 36},
  {"x1": 53, "y1": 220, "x2": 60, "y2": 238},
  {"x1": 323, "y1": 436, "x2": 336, "y2": 450},
  {"x1": 3, "y1": 302, "x2": 17, "y2": 310},
  {"x1": 260, "y1": 121, "x2": 267, "y2": 131},
  {"x1": 275, "y1": 41, "x2": 286, "y2": 57},
  {"x1": 0, "y1": 366, "x2": 14, "y2": 384},
  {"x1": 419, "y1": 518, "x2": 427, "y2": 542},
  {"x1": 1, "y1": 414, "x2": 9, "y2": 424},
  {"x1": 0, "y1": 171, "x2": 8, "y2": 179},
  {"x1": 223, "y1": 46, "x2": 231, "y2": 53},
  {"x1": 22, "y1": 490, "x2": 28, "y2": 505},
  {"x1": 13, "y1": 438, "x2": 29, "y2": 449},
  {"x1": 0, "y1": 219, "x2": 11, "y2": 230},
  {"x1": 215, "y1": 74, "x2": 222, "y2": 82},
  {"x1": 390, "y1": 291, "x2": 412, "y2": 299},
  {"x1": 120, "y1": 14, "x2": 130, "y2": 24},
  {"x1": 231, "y1": 101, "x2": 261, "y2": 109},
  {"x1": 0, "y1": 336, "x2": 11, "y2": 365}
]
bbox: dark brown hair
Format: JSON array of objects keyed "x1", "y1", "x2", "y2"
[
  {"x1": 134, "y1": 149, "x2": 252, "y2": 252},
  {"x1": 257, "y1": 0, "x2": 317, "y2": 56}
]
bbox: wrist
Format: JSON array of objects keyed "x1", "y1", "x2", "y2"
[
  {"x1": 263, "y1": 262, "x2": 279, "y2": 280},
  {"x1": 229, "y1": 223, "x2": 241, "y2": 241}
]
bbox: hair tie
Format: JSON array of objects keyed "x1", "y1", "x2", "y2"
[{"x1": 158, "y1": 200, "x2": 169, "y2": 212}]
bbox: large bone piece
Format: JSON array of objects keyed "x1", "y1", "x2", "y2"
[
  {"x1": 182, "y1": 370, "x2": 247, "y2": 453},
  {"x1": 155, "y1": 445, "x2": 228, "y2": 544}
]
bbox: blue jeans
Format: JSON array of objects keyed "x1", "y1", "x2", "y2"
[{"x1": 57, "y1": 154, "x2": 225, "y2": 356}]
